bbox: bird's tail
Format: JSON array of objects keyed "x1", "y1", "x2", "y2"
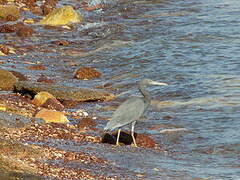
[{"x1": 104, "y1": 120, "x2": 114, "y2": 131}]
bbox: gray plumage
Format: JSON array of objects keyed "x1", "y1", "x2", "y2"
[
  {"x1": 104, "y1": 78, "x2": 168, "y2": 147},
  {"x1": 104, "y1": 97, "x2": 146, "y2": 131}
]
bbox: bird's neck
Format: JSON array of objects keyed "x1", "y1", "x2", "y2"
[{"x1": 139, "y1": 84, "x2": 151, "y2": 106}]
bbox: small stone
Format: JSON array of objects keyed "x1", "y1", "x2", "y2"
[
  {"x1": 16, "y1": 26, "x2": 34, "y2": 37},
  {"x1": 136, "y1": 133, "x2": 156, "y2": 148},
  {"x1": 0, "y1": 24, "x2": 16, "y2": 33},
  {"x1": 9, "y1": 70, "x2": 28, "y2": 81},
  {"x1": 26, "y1": 64, "x2": 46, "y2": 70},
  {"x1": 52, "y1": 40, "x2": 70, "y2": 46},
  {"x1": 77, "y1": 117, "x2": 96, "y2": 129},
  {"x1": 35, "y1": 108, "x2": 69, "y2": 123},
  {"x1": 0, "y1": 45, "x2": 10, "y2": 55},
  {"x1": 41, "y1": 4, "x2": 54, "y2": 16},
  {"x1": 61, "y1": 100, "x2": 78, "y2": 108},
  {"x1": 0, "y1": 69, "x2": 18, "y2": 90},
  {"x1": 37, "y1": 74, "x2": 54, "y2": 83},
  {"x1": 74, "y1": 66, "x2": 101, "y2": 80},
  {"x1": 32, "y1": 91, "x2": 55, "y2": 107},
  {"x1": 41, "y1": 98, "x2": 64, "y2": 111}
]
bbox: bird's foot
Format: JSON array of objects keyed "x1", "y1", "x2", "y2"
[{"x1": 131, "y1": 143, "x2": 138, "y2": 148}]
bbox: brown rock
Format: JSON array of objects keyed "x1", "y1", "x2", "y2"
[
  {"x1": 102, "y1": 131, "x2": 156, "y2": 148},
  {"x1": 37, "y1": 74, "x2": 54, "y2": 83},
  {"x1": 9, "y1": 70, "x2": 28, "y2": 81},
  {"x1": 16, "y1": 26, "x2": 34, "y2": 37},
  {"x1": 32, "y1": 91, "x2": 55, "y2": 107},
  {"x1": 26, "y1": 64, "x2": 46, "y2": 70},
  {"x1": 41, "y1": 4, "x2": 54, "y2": 16},
  {"x1": 52, "y1": 40, "x2": 70, "y2": 46},
  {"x1": 0, "y1": 24, "x2": 17, "y2": 33},
  {"x1": 135, "y1": 133, "x2": 156, "y2": 148},
  {"x1": 0, "y1": 69, "x2": 18, "y2": 90},
  {"x1": 61, "y1": 100, "x2": 78, "y2": 108},
  {"x1": 35, "y1": 108, "x2": 69, "y2": 123},
  {"x1": 77, "y1": 117, "x2": 96, "y2": 130},
  {"x1": 74, "y1": 66, "x2": 101, "y2": 80},
  {"x1": 30, "y1": 6, "x2": 43, "y2": 16},
  {"x1": 41, "y1": 98, "x2": 64, "y2": 111},
  {"x1": 0, "y1": 45, "x2": 9, "y2": 55},
  {"x1": 0, "y1": 22, "x2": 24, "y2": 33}
]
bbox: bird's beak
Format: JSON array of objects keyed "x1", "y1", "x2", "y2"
[{"x1": 150, "y1": 81, "x2": 168, "y2": 86}]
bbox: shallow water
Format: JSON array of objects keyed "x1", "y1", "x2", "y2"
[{"x1": 1, "y1": 0, "x2": 240, "y2": 179}]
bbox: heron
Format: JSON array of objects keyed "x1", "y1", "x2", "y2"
[{"x1": 104, "y1": 78, "x2": 168, "y2": 147}]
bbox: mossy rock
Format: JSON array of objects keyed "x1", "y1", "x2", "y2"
[{"x1": 39, "y1": 5, "x2": 82, "y2": 26}]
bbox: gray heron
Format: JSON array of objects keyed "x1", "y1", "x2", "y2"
[{"x1": 104, "y1": 78, "x2": 168, "y2": 147}]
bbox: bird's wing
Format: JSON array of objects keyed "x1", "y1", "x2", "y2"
[{"x1": 105, "y1": 97, "x2": 145, "y2": 131}]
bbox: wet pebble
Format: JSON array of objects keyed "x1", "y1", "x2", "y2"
[
  {"x1": 9, "y1": 70, "x2": 28, "y2": 81},
  {"x1": 16, "y1": 25, "x2": 34, "y2": 37},
  {"x1": 37, "y1": 74, "x2": 54, "y2": 83},
  {"x1": 52, "y1": 40, "x2": 70, "y2": 46},
  {"x1": 26, "y1": 64, "x2": 46, "y2": 70},
  {"x1": 74, "y1": 66, "x2": 101, "y2": 80}
]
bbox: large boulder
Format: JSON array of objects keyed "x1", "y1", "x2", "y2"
[
  {"x1": 0, "y1": 69, "x2": 18, "y2": 91},
  {"x1": 14, "y1": 81, "x2": 115, "y2": 102}
]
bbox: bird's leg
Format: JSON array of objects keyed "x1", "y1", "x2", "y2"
[
  {"x1": 116, "y1": 129, "x2": 121, "y2": 146},
  {"x1": 131, "y1": 121, "x2": 138, "y2": 147}
]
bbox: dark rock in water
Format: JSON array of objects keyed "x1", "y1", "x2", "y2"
[
  {"x1": 37, "y1": 74, "x2": 54, "y2": 83},
  {"x1": 102, "y1": 133, "x2": 117, "y2": 144},
  {"x1": 0, "y1": 69, "x2": 18, "y2": 90},
  {"x1": 26, "y1": 64, "x2": 46, "y2": 71},
  {"x1": 61, "y1": 100, "x2": 79, "y2": 108},
  {"x1": 14, "y1": 81, "x2": 114, "y2": 102},
  {"x1": 9, "y1": 70, "x2": 28, "y2": 81},
  {"x1": 74, "y1": 66, "x2": 101, "y2": 80},
  {"x1": 102, "y1": 131, "x2": 156, "y2": 148},
  {"x1": 16, "y1": 25, "x2": 34, "y2": 37}
]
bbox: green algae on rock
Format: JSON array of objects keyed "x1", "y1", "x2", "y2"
[
  {"x1": 14, "y1": 81, "x2": 115, "y2": 101},
  {"x1": 39, "y1": 5, "x2": 82, "y2": 26},
  {"x1": 0, "y1": 69, "x2": 18, "y2": 91}
]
